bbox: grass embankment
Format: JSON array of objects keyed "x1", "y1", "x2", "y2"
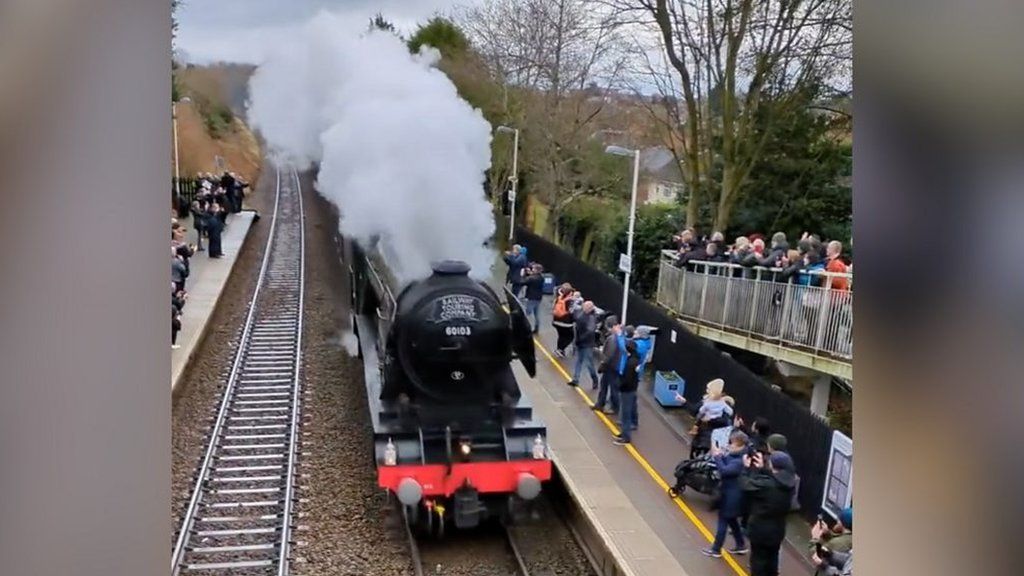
[{"x1": 174, "y1": 63, "x2": 261, "y2": 185}]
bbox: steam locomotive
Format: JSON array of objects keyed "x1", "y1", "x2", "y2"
[{"x1": 345, "y1": 238, "x2": 550, "y2": 534}]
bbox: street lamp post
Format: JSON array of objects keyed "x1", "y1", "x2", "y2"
[
  {"x1": 173, "y1": 101, "x2": 180, "y2": 199},
  {"x1": 605, "y1": 145, "x2": 641, "y2": 326},
  {"x1": 172, "y1": 96, "x2": 191, "y2": 203},
  {"x1": 496, "y1": 125, "x2": 519, "y2": 242}
]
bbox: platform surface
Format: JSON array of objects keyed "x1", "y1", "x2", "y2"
[
  {"x1": 507, "y1": 285, "x2": 812, "y2": 576},
  {"x1": 512, "y1": 360, "x2": 690, "y2": 576},
  {"x1": 171, "y1": 210, "x2": 256, "y2": 393}
]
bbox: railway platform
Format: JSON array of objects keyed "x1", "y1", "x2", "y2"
[
  {"x1": 171, "y1": 210, "x2": 256, "y2": 393},
  {"x1": 512, "y1": 297, "x2": 814, "y2": 576}
]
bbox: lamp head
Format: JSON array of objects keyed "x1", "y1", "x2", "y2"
[{"x1": 605, "y1": 145, "x2": 634, "y2": 157}]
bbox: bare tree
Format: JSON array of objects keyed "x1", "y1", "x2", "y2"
[
  {"x1": 601, "y1": 0, "x2": 852, "y2": 231},
  {"x1": 458, "y1": 0, "x2": 628, "y2": 239}
]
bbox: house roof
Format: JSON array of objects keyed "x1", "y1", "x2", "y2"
[{"x1": 640, "y1": 146, "x2": 683, "y2": 183}]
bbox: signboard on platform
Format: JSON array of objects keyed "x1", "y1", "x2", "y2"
[
  {"x1": 618, "y1": 253, "x2": 632, "y2": 274},
  {"x1": 821, "y1": 430, "x2": 853, "y2": 520}
]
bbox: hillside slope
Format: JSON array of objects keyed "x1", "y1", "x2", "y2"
[{"x1": 174, "y1": 63, "x2": 261, "y2": 185}]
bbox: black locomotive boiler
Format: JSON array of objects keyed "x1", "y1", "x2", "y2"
[{"x1": 345, "y1": 238, "x2": 550, "y2": 533}]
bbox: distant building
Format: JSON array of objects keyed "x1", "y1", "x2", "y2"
[{"x1": 638, "y1": 146, "x2": 684, "y2": 205}]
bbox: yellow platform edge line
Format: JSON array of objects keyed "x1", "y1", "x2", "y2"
[{"x1": 529, "y1": 333, "x2": 751, "y2": 576}]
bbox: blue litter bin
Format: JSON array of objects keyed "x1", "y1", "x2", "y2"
[
  {"x1": 654, "y1": 371, "x2": 685, "y2": 407},
  {"x1": 542, "y1": 273, "x2": 556, "y2": 295}
]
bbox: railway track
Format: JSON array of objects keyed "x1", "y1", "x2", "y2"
[
  {"x1": 402, "y1": 507, "x2": 532, "y2": 576},
  {"x1": 172, "y1": 166, "x2": 306, "y2": 575}
]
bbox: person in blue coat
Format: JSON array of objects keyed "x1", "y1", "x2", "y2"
[
  {"x1": 703, "y1": 430, "x2": 751, "y2": 558},
  {"x1": 621, "y1": 325, "x2": 653, "y2": 431},
  {"x1": 503, "y1": 244, "x2": 528, "y2": 297}
]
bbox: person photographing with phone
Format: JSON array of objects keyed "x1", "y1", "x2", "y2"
[
  {"x1": 740, "y1": 450, "x2": 798, "y2": 576},
  {"x1": 809, "y1": 507, "x2": 853, "y2": 575},
  {"x1": 812, "y1": 545, "x2": 852, "y2": 575}
]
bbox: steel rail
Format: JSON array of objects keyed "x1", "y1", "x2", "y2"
[{"x1": 171, "y1": 165, "x2": 306, "y2": 575}]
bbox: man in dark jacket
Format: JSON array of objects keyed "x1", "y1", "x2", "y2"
[
  {"x1": 676, "y1": 236, "x2": 708, "y2": 269},
  {"x1": 741, "y1": 451, "x2": 798, "y2": 576},
  {"x1": 612, "y1": 340, "x2": 642, "y2": 445},
  {"x1": 704, "y1": 242, "x2": 729, "y2": 269},
  {"x1": 521, "y1": 264, "x2": 545, "y2": 333},
  {"x1": 746, "y1": 231, "x2": 789, "y2": 269},
  {"x1": 220, "y1": 171, "x2": 237, "y2": 212},
  {"x1": 189, "y1": 200, "x2": 206, "y2": 251},
  {"x1": 205, "y1": 203, "x2": 225, "y2": 258},
  {"x1": 172, "y1": 248, "x2": 188, "y2": 293},
  {"x1": 593, "y1": 316, "x2": 623, "y2": 414},
  {"x1": 735, "y1": 415, "x2": 772, "y2": 530},
  {"x1": 703, "y1": 430, "x2": 751, "y2": 558},
  {"x1": 569, "y1": 301, "x2": 600, "y2": 389}
]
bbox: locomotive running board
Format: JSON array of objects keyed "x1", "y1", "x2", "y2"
[{"x1": 503, "y1": 288, "x2": 537, "y2": 377}]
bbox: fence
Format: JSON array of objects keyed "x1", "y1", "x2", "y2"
[
  {"x1": 172, "y1": 177, "x2": 203, "y2": 218},
  {"x1": 656, "y1": 252, "x2": 853, "y2": 361},
  {"x1": 516, "y1": 227, "x2": 836, "y2": 521}
]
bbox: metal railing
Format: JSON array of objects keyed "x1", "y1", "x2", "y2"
[{"x1": 656, "y1": 251, "x2": 853, "y2": 361}]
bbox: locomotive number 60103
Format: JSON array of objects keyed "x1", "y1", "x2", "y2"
[{"x1": 445, "y1": 326, "x2": 472, "y2": 336}]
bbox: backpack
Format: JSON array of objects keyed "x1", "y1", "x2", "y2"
[{"x1": 553, "y1": 295, "x2": 569, "y2": 319}]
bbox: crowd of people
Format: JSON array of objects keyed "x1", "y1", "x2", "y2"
[
  {"x1": 670, "y1": 228, "x2": 852, "y2": 353},
  {"x1": 675, "y1": 377, "x2": 853, "y2": 574},
  {"x1": 503, "y1": 244, "x2": 853, "y2": 575},
  {"x1": 170, "y1": 219, "x2": 195, "y2": 350},
  {"x1": 671, "y1": 228, "x2": 851, "y2": 289},
  {"x1": 170, "y1": 171, "x2": 249, "y2": 350}
]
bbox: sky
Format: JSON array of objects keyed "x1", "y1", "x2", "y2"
[{"x1": 175, "y1": 0, "x2": 466, "y2": 65}]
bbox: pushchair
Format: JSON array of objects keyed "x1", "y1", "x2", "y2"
[{"x1": 668, "y1": 454, "x2": 721, "y2": 504}]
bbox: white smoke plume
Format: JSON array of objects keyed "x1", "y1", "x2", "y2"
[{"x1": 247, "y1": 12, "x2": 496, "y2": 284}]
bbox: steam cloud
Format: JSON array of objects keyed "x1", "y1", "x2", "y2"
[{"x1": 247, "y1": 12, "x2": 496, "y2": 284}]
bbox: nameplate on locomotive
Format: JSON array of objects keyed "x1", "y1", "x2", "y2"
[{"x1": 429, "y1": 295, "x2": 488, "y2": 323}]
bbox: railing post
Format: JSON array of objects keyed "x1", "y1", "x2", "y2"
[
  {"x1": 678, "y1": 265, "x2": 687, "y2": 316},
  {"x1": 698, "y1": 266, "x2": 709, "y2": 321},
  {"x1": 721, "y1": 273, "x2": 732, "y2": 327},
  {"x1": 813, "y1": 287, "x2": 830, "y2": 352},
  {"x1": 656, "y1": 260, "x2": 665, "y2": 305},
  {"x1": 778, "y1": 283, "x2": 792, "y2": 341},
  {"x1": 748, "y1": 275, "x2": 761, "y2": 336}
]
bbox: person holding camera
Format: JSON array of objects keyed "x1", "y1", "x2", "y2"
[
  {"x1": 740, "y1": 450, "x2": 798, "y2": 576},
  {"x1": 810, "y1": 507, "x2": 853, "y2": 575},
  {"x1": 813, "y1": 548, "x2": 852, "y2": 575}
]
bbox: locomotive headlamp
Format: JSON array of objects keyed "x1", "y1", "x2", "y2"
[
  {"x1": 384, "y1": 438, "x2": 397, "y2": 466},
  {"x1": 459, "y1": 441, "x2": 472, "y2": 456},
  {"x1": 532, "y1": 434, "x2": 546, "y2": 460}
]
